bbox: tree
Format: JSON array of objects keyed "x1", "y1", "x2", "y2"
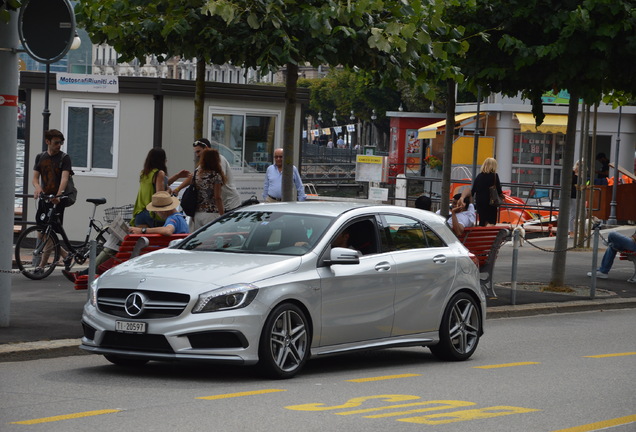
[
  {"x1": 0, "y1": 0, "x2": 21, "y2": 23},
  {"x1": 202, "y1": 0, "x2": 468, "y2": 200},
  {"x1": 75, "y1": 0, "x2": 231, "y2": 139},
  {"x1": 449, "y1": 0, "x2": 636, "y2": 287}
]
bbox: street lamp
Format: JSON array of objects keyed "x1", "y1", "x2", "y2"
[
  {"x1": 607, "y1": 106, "x2": 622, "y2": 225},
  {"x1": 371, "y1": 109, "x2": 377, "y2": 147},
  {"x1": 332, "y1": 110, "x2": 337, "y2": 124}
]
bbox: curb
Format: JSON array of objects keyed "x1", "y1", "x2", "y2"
[
  {"x1": 486, "y1": 297, "x2": 636, "y2": 319},
  {"x1": 1, "y1": 299, "x2": 635, "y2": 362},
  {"x1": 0, "y1": 339, "x2": 86, "y2": 363}
]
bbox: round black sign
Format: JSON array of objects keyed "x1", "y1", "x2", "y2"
[{"x1": 18, "y1": 0, "x2": 76, "y2": 64}]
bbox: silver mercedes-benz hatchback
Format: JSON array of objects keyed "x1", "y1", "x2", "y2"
[{"x1": 81, "y1": 202, "x2": 485, "y2": 378}]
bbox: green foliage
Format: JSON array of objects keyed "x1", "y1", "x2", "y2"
[
  {"x1": 0, "y1": 0, "x2": 21, "y2": 23},
  {"x1": 450, "y1": 0, "x2": 636, "y2": 105}
]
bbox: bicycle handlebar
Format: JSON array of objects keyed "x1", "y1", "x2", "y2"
[{"x1": 39, "y1": 193, "x2": 68, "y2": 202}]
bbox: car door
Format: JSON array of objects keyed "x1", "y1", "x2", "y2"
[
  {"x1": 316, "y1": 216, "x2": 397, "y2": 347},
  {"x1": 380, "y1": 214, "x2": 457, "y2": 336}
]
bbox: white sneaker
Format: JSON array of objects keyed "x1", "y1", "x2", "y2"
[{"x1": 587, "y1": 271, "x2": 608, "y2": 279}]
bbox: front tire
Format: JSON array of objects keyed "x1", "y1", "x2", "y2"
[
  {"x1": 258, "y1": 303, "x2": 310, "y2": 379},
  {"x1": 15, "y1": 226, "x2": 60, "y2": 280},
  {"x1": 430, "y1": 292, "x2": 481, "y2": 361}
]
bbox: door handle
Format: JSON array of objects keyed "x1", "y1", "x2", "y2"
[
  {"x1": 375, "y1": 262, "x2": 391, "y2": 272},
  {"x1": 433, "y1": 255, "x2": 447, "y2": 264}
]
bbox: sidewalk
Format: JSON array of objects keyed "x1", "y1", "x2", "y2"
[{"x1": 2, "y1": 226, "x2": 635, "y2": 360}]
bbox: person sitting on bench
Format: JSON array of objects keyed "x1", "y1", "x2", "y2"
[{"x1": 587, "y1": 231, "x2": 636, "y2": 280}]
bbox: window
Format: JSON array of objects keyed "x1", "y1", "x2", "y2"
[
  {"x1": 382, "y1": 214, "x2": 444, "y2": 251},
  {"x1": 511, "y1": 132, "x2": 565, "y2": 197},
  {"x1": 332, "y1": 219, "x2": 379, "y2": 256},
  {"x1": 208, "y1": 108, "x2": 280, "y2": 174},
  {"x1": 62, "y1": 99, "x2": 119, "y2": 176}
]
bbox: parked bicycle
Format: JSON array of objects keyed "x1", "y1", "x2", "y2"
[{"x1": 14, "y1": 194, "x2": 109, "y2": 280}]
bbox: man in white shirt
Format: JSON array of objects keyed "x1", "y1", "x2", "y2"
[{"x1": 436, "y1": 193, "x2": 476, "y2": 236}]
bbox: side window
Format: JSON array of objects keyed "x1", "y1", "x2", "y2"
[
  {"x1": 63, "y1": 100, "x2": 119, "y2": 175},
  {"x1": 331, "y1": 218, "x2": 379, "y2": 256},
  {"x1": 422, "y1": 223, "x2": 445, "y2": 248},
  {"x1": 382, "y1": 214, "x2": 444, "y2": 251}
]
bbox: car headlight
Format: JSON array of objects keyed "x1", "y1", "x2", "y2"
[
  {"x1": 88, "y1": 279, "x2": 98, "y2": 307},
  {"x1": 192, "y1": 284, "x2": 259, "y2": 314}
]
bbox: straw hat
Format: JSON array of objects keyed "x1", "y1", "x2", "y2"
[{"x1": 146, "y1": 191, "x2": 180, "y2": 212}]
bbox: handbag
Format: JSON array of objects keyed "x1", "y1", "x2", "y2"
[
  {"x1": 488, "y1": 174, "x2": 501, "y2": 207},
  {"x1": 180, "y1": 170, "x2": 197, "y2": 217}
]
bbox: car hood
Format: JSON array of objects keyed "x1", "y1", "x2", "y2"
[{"x1": 98, "y1": 248, "x2": 303, "y2": 289}]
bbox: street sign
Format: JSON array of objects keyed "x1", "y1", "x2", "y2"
[{"x1": 18, "y1": 0, "x2": 76, "y2": 64}]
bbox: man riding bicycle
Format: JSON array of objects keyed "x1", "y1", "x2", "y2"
[{"x1": 32, "y1": 129, "x2": 73, "y2": 268}]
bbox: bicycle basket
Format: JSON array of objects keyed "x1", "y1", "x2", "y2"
[{"x1": 103, "y1": 204, "x2": 134, "y2": 224}]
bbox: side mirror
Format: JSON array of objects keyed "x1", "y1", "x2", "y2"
[{"x1": 325, "y1": 247, "x2": 361, "y2": 265}]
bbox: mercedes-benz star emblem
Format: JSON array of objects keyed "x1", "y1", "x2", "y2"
[{"x1": 124, "y1": 292, "x2": 146, "y2": 317}]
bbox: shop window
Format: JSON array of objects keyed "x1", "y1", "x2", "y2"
[
  {"x1": 511, "y1": 132, "x2": 565, "y2": 197},
  {"x1": 208, "y1": 108, "x2": 279, "y2": 173},
  {"x1": 62, "y1": 99, "x2": 119, "y2": 176}
]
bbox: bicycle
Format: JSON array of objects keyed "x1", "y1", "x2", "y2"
[{"x1": 14, "y1": 194, "x2": 109, "y2": 280}]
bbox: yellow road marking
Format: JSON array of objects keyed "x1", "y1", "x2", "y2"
[
  {"x1": 11, "y1": 409, "x2": 121, "y2": 425},
  {"x1": 551, "y1": 414, "x2": 636, "y2": 432},
  {"x1": 584, "y1": 352, "x2": 636, "y2": 358},
  {"x1": 197, "y1": 389, "x2": 286, "y2": 400},
  {"x1": 473, "y1": 362, "x2": 540, "y2": 369},
  {"x1": 347, "y1": 373, "x2": 421, "y2": 383}
]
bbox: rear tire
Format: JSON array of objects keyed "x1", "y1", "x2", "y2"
[
  {"x1": 430, "y1": 292, "x2": 481, "y2": 361},
  {"x1": 258, "y1": 303, "x2": 310, "y2": 379},
  {"x1": 15, "y1": 226, "x2": 60, "y2": 280}
]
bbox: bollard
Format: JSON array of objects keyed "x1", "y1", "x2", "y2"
[
  {"x1": 510, "y1": 228, "x2": 520, "y2": 305},
  {"x1": 590, "y1": 225, "x2": 600, "y2": 299}
]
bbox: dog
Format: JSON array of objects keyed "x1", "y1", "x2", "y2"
[{"x1": 512, "y1": 225, "x2": 526, "y2": 246}]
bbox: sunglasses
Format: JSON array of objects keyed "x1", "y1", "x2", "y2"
[{"x1": 193, "y1": 141, "x2": 211, "y2": 148}]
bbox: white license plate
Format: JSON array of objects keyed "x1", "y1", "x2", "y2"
[{"x1": 115, "y1": 320, "x2": 147, "y2": 334}]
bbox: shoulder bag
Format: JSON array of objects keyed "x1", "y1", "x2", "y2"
[
  {"x1": 488, "y1": 174, "x2": 501, "y2": 207},
  {"x1": 180, "y1": 170, "x2": 197, "y2": 217}
]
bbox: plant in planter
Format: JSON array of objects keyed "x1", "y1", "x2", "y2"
[{"x1": 424, "y1": 155, "x2": 442, "y2": 170}]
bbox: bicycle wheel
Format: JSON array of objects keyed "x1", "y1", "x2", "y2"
[
  {"x1": 15, "y1": 225, "x2": 60, "y2": 280},
  {"x1": 70, "y1": 228, "x2": 108, "y2": 268}
]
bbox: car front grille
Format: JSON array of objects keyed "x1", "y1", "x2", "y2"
[{"x1": 97, "y1": 288, "x2": 190, "y2": 319}]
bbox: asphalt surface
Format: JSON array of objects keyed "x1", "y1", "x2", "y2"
[{"x1": 1, "y1": 225, "x2": 635, "y2": 361}]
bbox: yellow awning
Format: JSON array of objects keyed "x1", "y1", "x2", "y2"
[
  {"x1": 417, "y1": 113, "x2": 483, "y2": 139},
  {"x1": 515, "y1": 113, "x2": 568, "y2": 134}
]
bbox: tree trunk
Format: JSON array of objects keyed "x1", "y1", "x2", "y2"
[
  {"x1": 193, "y1": 58, "x2": 205, "y2": 140},
  {"x1": 440, "y1": 79, "x2": 456, "y2": 219},
  {"x1": 282, "y1": 63, "x2": 299, "y2": 201},
  {"x1": 549, "y1": 91, "x2": 579, "y2": 288}
]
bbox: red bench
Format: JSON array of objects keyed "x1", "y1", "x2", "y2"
[
  {"x1": 457, "y1": 226, "x2": 510, "y2": 298},
  {"x1": 73, "y1": 234, "x2": 188, "y2": 290},
  {"x1": 619, "y1": 251, "x2": 636, "y2": 283}
]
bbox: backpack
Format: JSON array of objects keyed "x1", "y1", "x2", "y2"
[{"x1": 58, "y1": 152, "x2": 77, "y2": 206}]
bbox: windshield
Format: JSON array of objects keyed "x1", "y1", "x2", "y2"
[{"x1": 178, "y1": 211, "x2": 334, "y2": 255}]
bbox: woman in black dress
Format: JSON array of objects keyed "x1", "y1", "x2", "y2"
[{"x1": 462, "y1": 157, "x2": 502, "y2": 226}]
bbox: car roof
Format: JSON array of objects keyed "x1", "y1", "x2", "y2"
[
  {"x1": 234, "y1": 201, "x2": 442, "y2": 221},
  {"x1": 235, "y1": 201, "x2": 373, "y2": 217}
]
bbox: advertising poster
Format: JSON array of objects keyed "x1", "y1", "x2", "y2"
[{"x1": 405, "y1": 129, "x2": 421, "y2": 175}]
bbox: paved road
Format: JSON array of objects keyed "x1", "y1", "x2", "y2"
[{"x1": 1, "y1": 310, "x2": 635, "y2": 432}]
